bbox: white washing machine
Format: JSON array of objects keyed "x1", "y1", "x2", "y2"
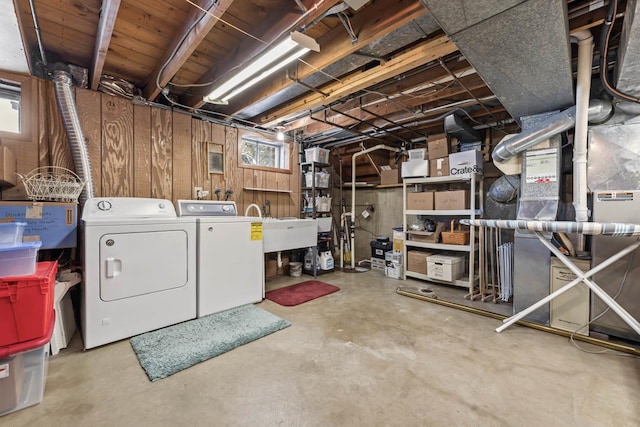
[
  {"x1": 82, "y1": 198, "x2": 197, "y2": 349},
  {"x1": 177, "y1": 200, "x2": 264, "y2": 317}
]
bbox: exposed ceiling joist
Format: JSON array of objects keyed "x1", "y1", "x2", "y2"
[
  {"x1": 256, "y1": 33, "x2": 457, "y2": 126},
  {"x1": 220, "y1": 0, "x2": 428, "y2": 116},
  {"x1": 91, "y1": 0, "x2": 121, "y2": 90},
  {"x1": 142, "y1": 0, "x2": 236, "y2": 101},
  {"x1": 12, "y1": 0, "x2": 39, "y2": 74},
  {"x1": 182, "y1": 0, "x2": 343, "y2": 109}
]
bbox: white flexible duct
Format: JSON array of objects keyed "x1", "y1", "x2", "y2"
[
  {"x1": 350, "y1": 144, "x2": 400, "y2": 269},
  {"x1": 53, "y1": 70, "x2": 95, "y2": 205},
  {"x1": 571, "y1": 30, "x2": 593, "y2": 223}
]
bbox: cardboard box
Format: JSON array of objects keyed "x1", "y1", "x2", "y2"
[
  {"x1": 427, "y1": 138, "x2": 449, "y2": 159},
  {"x1": 449, "y1": 149, "x2": 483, "y2": 176},
  {"x1": 429, "y1": 157, "x2": 449, "y2": 177},
  {"x1": 427, "y1": 254, "x2": 464, "y2": 282},
  {"x1": 434, "y1": 190, "x2": 470, "y2": 210},
  {"x1": 407, "y1": 250, "x2": 432, "y2": 274},
  {"x1": 265, "y1": 253, "x2": 290, "y2": 278},
  {"x1": 380, "y1": 166, "x2": 401, "y2": 185},
  {"x1": 392, "y1": 228, "x2": 404, "y2": 251},
  {"x1": 0, "y1": 146, "x2": 17, "y2": 187},
  {"x1": 407, "y1": 191, "x2": 434, "y2": 210},
  {"x1": 407, "y1": 222, "x2": 445, "y2": 243},
  {"x1": 0, "y1": 202, "x2": 78, "y2": 249}
]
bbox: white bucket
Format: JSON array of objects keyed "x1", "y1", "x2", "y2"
[{"x1": 289, "y1": 262, "x2": 303, "y2": 277}]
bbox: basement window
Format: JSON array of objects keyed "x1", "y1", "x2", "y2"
[
  {"x1": 240, "y1": 132, "x2": 290, "y2": 172},
  {"x1": 0, "y1": 79, "x2": 21, "y2": 134}
]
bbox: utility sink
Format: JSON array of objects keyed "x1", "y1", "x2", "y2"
[{"x1": 262, "y1": 217, "x2": 318, "y2": 253}]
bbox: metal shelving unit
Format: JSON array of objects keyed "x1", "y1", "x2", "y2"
[
  {"x1": 402, "y1": 173, "x2": 483, "y2": 295},
  {"x1": 301, "y1": 161, "x2": 333, "y2": 276}
]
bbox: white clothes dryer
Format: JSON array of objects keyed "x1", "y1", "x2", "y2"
[
  {"x1": 176, "y1": 200, "x2": 264, "y2": 318},
  {"x1": 82, "y1": 198, "x2": 196, "y2": 349}
]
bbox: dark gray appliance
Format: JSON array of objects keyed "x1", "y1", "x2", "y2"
[{"x1": 591, "y1": 190, "x2": 640, "y2": 341}]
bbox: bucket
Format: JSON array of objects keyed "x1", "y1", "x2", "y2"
[{"x1": 289, "y1": 262, "x2": 303, "y2": 277}]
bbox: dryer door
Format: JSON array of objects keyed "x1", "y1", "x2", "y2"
[{"x1": 99, "y1": 230, "x2": 188, "y2": 301}]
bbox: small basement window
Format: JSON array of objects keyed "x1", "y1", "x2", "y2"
[
  {"x1": 240, "y1": 133, "x2": 290, "y2": 172},
  {"x1": 0, "y1": 79, "x2": 21, "y2": 133}
]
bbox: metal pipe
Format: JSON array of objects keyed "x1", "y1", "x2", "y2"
[
  {"x1": 53, "y1": 70, "x2": 95, "y2": 204},
  {"x1": 328, "y1": 106, "x2": 407, "y2": 144},
  {"x1": 28, "y1": 0, "x2": 47, "y2": 67},
  {"x1": 350, "y1": 144, "x2": 400, "y2": 269}
]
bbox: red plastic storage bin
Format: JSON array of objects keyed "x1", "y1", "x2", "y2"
[{"x1": 0, "y1": 262, "x2": 58, "y2": 347}]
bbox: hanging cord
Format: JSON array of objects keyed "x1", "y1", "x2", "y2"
[{"x1": 600, "y1": 0, "x2": 640, "y2": 103}]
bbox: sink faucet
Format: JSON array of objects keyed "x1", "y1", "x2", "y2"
[{"x1": 245, "y1": 203, "x2": 262, "y2": 218}]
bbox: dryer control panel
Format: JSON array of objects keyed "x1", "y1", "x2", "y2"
[
  {"x1": 82, "y1": 198, "x2": 177, "y2": 220},
  {"x1": 176, "y1": 200, "x2": 238, "y2": 217}
]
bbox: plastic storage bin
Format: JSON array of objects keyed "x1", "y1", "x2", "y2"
[
  {"x1": 0, "y1": 311, "x2": 54, "y2": 416},
  {"x1": 0, "y1": 222, "x2": 26, "y2": 247},
  {"x1": 305, "y1": 147, "x2": 329, "y2": 164},
  {"x1": 0, "y1": 241, "x2": 43, "y2": 278},
  {"x1": 0, "y1": 262, "x2": 57, "y2": 347}
]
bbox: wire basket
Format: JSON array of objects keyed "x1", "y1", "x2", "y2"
[{"x1": 18, "y1": 166, "x2": 86, "y2": 203}]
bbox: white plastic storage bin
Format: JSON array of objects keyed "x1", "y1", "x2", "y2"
[
  {"x1": 0, "y1": 344, "x2": 49, "y2": 416},
  {"x1": 305, "y1": 147, "x2": 330, "y2": 164},
  {"x1": 0, "y1": 241, "x2": 42, "y2": 278},
  {"x1": 427, "y1": 254, "x2": 464, "y2": 282},
  {"x1": 0, "y1": 222, "x2": 26, "y2": 247}
]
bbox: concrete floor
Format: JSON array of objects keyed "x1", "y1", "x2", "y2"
[{"x1": 4, "y1": 271, "x2": 640, "y2": 426}]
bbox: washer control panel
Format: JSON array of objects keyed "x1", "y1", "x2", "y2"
[{"x1": 176, "y1": 200, "x2": 238, "y2": 217}]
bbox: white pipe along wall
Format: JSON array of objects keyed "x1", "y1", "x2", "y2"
[
  {"x1": 351, "y1": 145, "x2": 400, "y2": 269},
  {"x1": 571, "y1": 30, "x2": 593, "y2": 224}
]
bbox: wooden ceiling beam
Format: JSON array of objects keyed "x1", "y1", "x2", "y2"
[
  {"x1": 219, "y1": 0, "x2": 429, "y2": 116},
  {"x1": 255, "y1": 34, "x2": 458, "y2": 127},
  {"x1": 181, "y1": 0, "x2": 343, "y2": 109},
  {"x1": 12, "y1": 0, "x2": 39, "y2": 74},
  {"x1": 90, "y1": 0, "x2": 121, "y2": 90},
  {"x1": 142, "y1": 0, "x2": 236, "y2": 101}
]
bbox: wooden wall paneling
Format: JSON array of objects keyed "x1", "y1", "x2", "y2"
[
  {"x1": 37, "y1": 79, "x2": 50, "y2": 168},
  {"x1": 46, "y1": 81, "x2": 74, "y2": 171},
  {"x1": 150, "y1": 107, "x2": 173, "y2": 200},
  {"x1": 133, "y1": 104, "x2": 151, "y2": 198},
  {"x1": 254, "y1": 170, "x2": 266, "y2": 214},
  {"x1": 265, "y1": 172, "x2": 278, "y2": 217},
  {"x1": 191, "y1": 118, "x2": 212, "y2": 199},
  {"x1": 276, "y1": 172, "x2": 288, "y2": 218},
  {"x1": 242, "y1": 168, "x2": 254, "y2": 214},
  {"x1": 290, "y1": 142, "x2": 301, "y2": 217},
  {"x1": 101, "y1": 95, "x2": 133, "y2": 197},
  {"x1": 172, "y1": 112, "x2": 192, "y2": 204},
  {"x1": 75, "y1": 88, "x2": 102, "y2": 196},
  {"x1": 224, "y1": 127, "x2": 242, "y2": 210},
  {"x1": 210, "y1": 123, "x2": 226, "y2": 200}
]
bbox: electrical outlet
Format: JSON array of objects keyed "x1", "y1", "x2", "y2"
[{"x1": 193, "y1": 187, "x2": 202, "y2": 199}]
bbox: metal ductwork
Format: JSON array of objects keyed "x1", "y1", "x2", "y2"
[
  {"x1": 53, "y1": 69, "x2": 95, "y2": 204},
  {"x1": 491, "y1": 99, "x2": 613, "y2": 167},
  {"x1": 616, "y1": 0, "x2": 640, "y2": 97},
  {"x1": 443, "y1": 113, "x2": 482, "y2": 142},
  {"x1": 423, "y1": 0, "x2": 574, "y2": 123}
]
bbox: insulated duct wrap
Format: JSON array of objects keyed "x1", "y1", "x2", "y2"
[{"x1": 53, "y1": 70, "x2": 95, "y2": 204}]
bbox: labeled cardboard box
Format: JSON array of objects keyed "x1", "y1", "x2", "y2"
[
  {"x1": 380, "y1": 166, "x2": 401, "y2": 185},
  {"x1": 449, "y1": 149, "x2": 483, "y2": 176},
  {"x1": 434, "y1": 190, "x2": 470, "y2": 210},
  {"x1": 392, "y1": 228, "x2": 404, "y2": 251},
  {"x1": 429, "y1": 157, "x2": 449, "y2": 177},
  {"x1": 0, "y1": 202, "x2": 77, "y2": 249},
  {"x1": 0, "y1": 146, "x2": 17, "y2": 186},
  {"x1": 427, "y1": 138, "x2": 449, "y2": 159},
  {"x1": 427, "y1": 254, "x2": 465, "y2": 282},
  {"x1": 407, "y1": 250, "x2": 432, "y2": 274},
  {"x1": 407, "y1": 191, "x2": 434, "y2": 210}
]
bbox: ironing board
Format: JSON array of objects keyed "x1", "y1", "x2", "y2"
[{"x1": 460, "y1": 219, "x2": 640, "y2": 335}]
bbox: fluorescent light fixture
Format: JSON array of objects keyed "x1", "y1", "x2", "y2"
[{"x1": 204, "y1": 31, "x2": 319, "y2": 104}]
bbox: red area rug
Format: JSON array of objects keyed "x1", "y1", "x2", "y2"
[{"x1": 265, "y1": 280, "x2": 340, "y2": 306}]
